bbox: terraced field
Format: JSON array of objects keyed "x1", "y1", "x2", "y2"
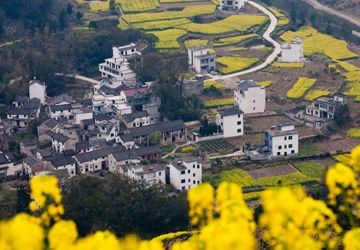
[
  {"x1": 281, "y1": 26, "x2": 358, "y2": 61},
  {"x1": 216, "y1": 56, "x2": 260, "y2": 74},
  {"x1": 304, "y1": 89, "x2": 332, "y2": 101},
  {"x1": 122, "y1": 5, "x2": 216, "y2": 23},
  {"x1": 147, "y1": 29, "x2": 187, "y2": 49},
  {"x1": 184, "y1": 39, "x2": 209, "y2": 48},
  {"x1": 214, "y1": 34, "x2": 258, "y2": 47},
  {"x1": 198, "y1": 140, "x2": 234, "y2": 153},
  {"x1": 287, "y1": 77, "x2": 317, "y2": 99},
  {"x1": 203, "y1": 98, "x2": 234, "y2": 108},
  {"x1": 178, "y1": 15, "x2": 267, "y2": 35},
  {"x1": 131, "y1": 18, "x2": 191, "y2": 30},
  {"x1": 118, "y1": 0, "x2": 160, "y2": 13}
]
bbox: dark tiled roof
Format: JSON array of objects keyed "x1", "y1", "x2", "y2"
[
  {"x1": 47, "y1": 132, "x2": 70, "y2": 143},
  {"x1": 74, "y1": 146, "x2": 124, "y2": 163},
  {"x1": 7, "y1": 107, "x2": 37, "y2": 116},
  {"x1": 76, "y1": 141, "x2": 92, "y2": 151},
  {"x1": 29, "y1": 79, "x2": 45, "y2": 86},
  {"x1": 0, "y1": 152, "x2": 10, "y2": 165},
  {"x1": 50, "y1": 104, "x2": 72, "y2": 112},
  {"x1": 236, "y1": 79, "x2": 260, "y2": 91},
  {"x1": 112, "y1": 145, "x2": 160, "y2": 161},
  {"x1": 120, "y1": 133, "x2": 133, "y2": 142},
  {"x1": 122, "y1": 111, "x2": 149, "y2": 123},
  {"x1": 219, "y1": 106, "x2": 243, "y2": 117},
  {"x1": 128, "y1": 120, "x2": 185, "y2": 138},
  {"x1": 99, "y1": 85, "x2": 125, "y2": 96},
  {"x1": 23, "y1": 156, "x2": 43, "y2": 167},
  {"x1": 50, "y1": 156, "x2": 75, "y2": 167},
  {"x1": 15, "y1": 96, "x2": 30, "y2": 102}
]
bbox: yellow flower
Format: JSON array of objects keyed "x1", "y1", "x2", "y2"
[
  {"x1": 0, "y1": 213, "x2": 44, "y2": 250},
  {"x1": 70, "y1": 231, "x2": 120, "y2": 250},
  {"x1": 343, "y1": 228, "x2": 360, "y2": 250},
  {"x1": 49, "y1": 220, "x2": 78, "y2": 250},
  {"x1": 188, "y1": 183, "x2": 214, "y2": 226},
  {"x1": 30, "y1": 175, "x2": 62, "y2": 208}
]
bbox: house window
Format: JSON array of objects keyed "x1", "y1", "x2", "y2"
[
  {"x1": 238, "y1": 114, "x2": 241, "y2": 118},
  {"x1": 181, "y1": 170, "x2": 185, "y2": 174},
  {"x1": 181, "y1": 179, "x2": 185, "y2": 183},
  {"x1": 289, "y1": 136, "x2": 293, "y2": 140},
  {"x1": 284, "y1": 145, "x2": 287, "y2": 149},
  {"x1": 159, "y1": 172, "x2": 162, "y2": 176},
  {"x1": 289, "y1": 144, "x2": 293, "y2": 148},
  {"x1": 188, "y1": 169, "x2": 190, "y2": 173},
  {"x1": 193, "y1": 180, "x2": 196, "y2": 184},
  {"x1": 193, "y1": 164, "x2": 195, "y2": 168},
  {"x1": 253, "y1": 100, "x2": 255, "y2": 103},
  {"x1": 193, "y1": 173, "x2": 195, "y2": 177},
  {"x1": 237, "y1": 121, "x2": 242, "y2": 125},
  {"x1": 278, "y1": 146, "x2": 282, "y2": 149},
  {"x1": 188, "y1": 179, "x2": 191, "y2": 182},
  {"x1": 182, "y1": 186, "x2": 185, "y2": 190},
  {"x1": 277, "y1": 152, "x2": 281, "y2": 156},
  {"x1": 237, "y1": 129, "x2": 242, "y2": 133},
  {"x1": 284, "y1": 137, "x2": 287, "y2": 140}
]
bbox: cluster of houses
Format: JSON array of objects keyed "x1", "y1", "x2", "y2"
[{"x1": 0, "y1": 43, "x2": 202, "y2": 191}]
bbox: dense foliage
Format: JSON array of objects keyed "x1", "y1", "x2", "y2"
[{"x1": 62, "y1": 175, "x2": 188, "y2": 238}]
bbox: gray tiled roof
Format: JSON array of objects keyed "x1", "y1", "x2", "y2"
[
  {"x1": 48, "y1": 132, "x2": 70, "y2": 143},
  {"x1": 219, "y1": 106, "x2": 243, "y2": 117},
  {"x1": 128, "y1": 120, "x2": 185, "y2": 138},
  {"x1": 236, "y1": 79, "x2": 260, "y2": 91},
  {"x1": 50, "y1": 104, "x2": 72, "y2": 112},
  {"x1": 0, "y1": 152, "x2": 10, "y2": 165},
  {"x1": 74, "y1": 146, "x2": 124, "y2": 163},
  {"x1": 122, "y1": 111, "x2": 149, "y2": 123},
  {"x1": 50, "y1": 156, "x2": 75, "y2": 167},
  {"x1": 23, "y1": 156, "x2": 43, "y2": 167}
]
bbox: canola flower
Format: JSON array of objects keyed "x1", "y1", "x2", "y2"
[{"x1": 1, "y1": 148, "x2": 360, "y2": 249}]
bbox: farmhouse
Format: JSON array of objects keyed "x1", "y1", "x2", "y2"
[
  {"x1": 168, "y1": 158, "x2": 202, "y2": 191},
  {"x1": 265, "y1": 123, "x2": 299, "y2": 158},
  {"x1": 48, "y1": 132, "x2": 76, "y2": 153},
  {"x1": 126, "y1": 164, "x2": 166, "y2": 185},
  {"x1": 46, "y1": 156, "x2": 76, "y2": 177},
  {"x1": 188, "y1": 45, "x2": 216, "y2": 73},
  {"x1": 7, "y1": 97, "x2": 41, "y2": 128},
  {"x1": 127, "y1": 120, "x2": 187, "y2": 145},
  {"x1": 216, "y1": 106, "x2": 244, "y2": 138},
  {"x1": 49, "y1": 103, "x2": 73, "y2": 120},
  {"x1": 280, "y1": 37, "x2": 304, "y2": 62},
  {"x1": 306, "y1": 95, "x2": 345, "y2": 120},
  {"x1": 23, "y1": 156, "x2": 46, "y2": 177},
  {"x1": 121, "y1": 111, "x2": 150, "y2": 129},
  {"x1": 220, "y1": 0, "x2": 245, "y2": 11},
  {"x1": 234, "y1": 79, "x2": 266, "y2": 114},
  {"x1": 98, "y1": 45, "x2": 138, "y2": 88}
]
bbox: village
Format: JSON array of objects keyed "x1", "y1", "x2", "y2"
[{"x1": 1, "y1": 23, "x2": 359, "y2": 197}]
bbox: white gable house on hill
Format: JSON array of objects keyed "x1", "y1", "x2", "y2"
[
  {"x1": 188, "y1": 45, "x2": 216, "y2": 73},
  {"x1": 234, "y1": 79, "x2": 266, "y2": 114},
  {"x1": 220, "y1": 0, "x2": 245, "y2": 11},
  {"x1": 280, "y1": 37, "x2": 304, "y2": 63}
]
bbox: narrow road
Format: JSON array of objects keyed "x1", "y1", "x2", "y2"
[
  {"x1": 208, "y1": 0, "x2": 281, "y2": 81},
  {"x1": 302, "y1": 0, "x2": 360, "y2": 30}
]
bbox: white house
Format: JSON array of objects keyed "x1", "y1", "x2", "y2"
[
  {"x1": 7, "y1": 98, "x2": 41, "y2": 128},
  {"x1": 98, "y1": 45, "x2": 138, "y2": 88},
  {"x1": 49, "y1": 132, "x2": 76, "y2": 153},
  {"x1": 29, "y1": 78, "x2": 47, "y2": 105},
  {"x1": 121, "y1": 111, "x2": 150, "y2": 128},
  {"x1": 265, "y1": 123, "x2": 299, "y2": 157},
  {"x1": 126, "y1": 164, "x2": 166, "y2": 185},
  {"x1": 216, "y1": 106, "x2": 244, "y2": 138},
  {"x1": 73, "y1": 108, "x2": 93, "y2": 125},
  {"x1": 234, "y1": 79, "x2": 266, "y2": 114},
  {"x1": 220, "y1": 0, "x2": 245, "y2": 11},
  {"x1": 305, "y1": 95, "x2": 345, "y2": 120},
  {"x1": 168, "y1": 158, "x2": 202, "y2": 191},
  {"x1": 47, "y1": 156, "x2": 76, "y2": 177},
  {"x1": 188, "y1": 46, "x2": 216, "y2": 73},
  {"x1": 23, "y1": 156, "x2": 46, "y2": 177},
  {"x1": 49, "y1": 103, "x2": 73, "y2": 120},
  {"x1": 280, "y1": 37, "x2": 304, "y2": 63}
]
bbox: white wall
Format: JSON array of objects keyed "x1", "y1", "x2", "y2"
[
  {"x1": 269, "y1": 134, "x2": 299, "y2": 157},
  {"x1": 75, "y1": 112, "x2": 93, "y2": 125},
  {"x1": 234, "y1": 86, "x2": 266, "y2": 114},
  {"x1": 169, "y1": 160, "x2": 202, "y2": 191},
  {"x1": 29, "y1": 83, "x2": 46, "y2": 105},
  {"x1": 216, "y1": 113, "x2": 244, "y2": 138}
]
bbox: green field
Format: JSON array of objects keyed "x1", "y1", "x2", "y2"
[{"x1": 293, "y1": 161, "x2": 326, "y2": 181}]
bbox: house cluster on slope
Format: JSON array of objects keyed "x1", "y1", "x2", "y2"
[{"x1": 1, "y1": 43, "x2": 202, "y2": 191}]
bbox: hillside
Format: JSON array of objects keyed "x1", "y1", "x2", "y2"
[{"x1": 319, "y1": 0, "x2": 360, "y2": 17}]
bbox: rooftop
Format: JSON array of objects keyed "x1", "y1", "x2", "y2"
[
  {"x1": 219, "y1": 106, "x2": 243, "y2": 117},
  {"x1": 236, "y1": 79, "x2": 261, "y2": 91},
  {"x1": 128, "y1": 120, "x2": 185, "y2": 138},
  {"x1": 122, "y1": 111, "x2": 149, "y2": 123}
]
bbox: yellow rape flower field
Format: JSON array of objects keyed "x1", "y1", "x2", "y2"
[
  {"x1": 122, "y1": 5, "x2": 216, "y2": 23},
  {"x1": 184, "y1": 39, "x2": 209, "y2": 48},
  {"x1": 287, "y1": 77, "x2": 317, "y2": 99},
  {"x1": 346, "y1": 128, "x2": 360, "y2": 139},
  {"x1": 259, "y1": 81, "x2": 272, "y2": 87},
  {"x1": 216, "y1": 56, "x2": 260, "y2": 74},
  {"x1": 337, "y1": 62, "x2": 360, "y2": 100},
  {"x1": 281, "y1": 26, "x2": 358, "y2": 61},
  {"x1": 268, "y1": 7, "x2": 289, "y2": 27},
  {"x1": 2, "y1": 145, "x2": 360, "y2": 249},
  {"x1": 203, "y1": 98, "x2": 234, "y2": 108},
  {"x1": 90, "y1": 0, "x2": 110, "y2": 12},
  {"x1": 204, "y1": 80, "x2": 224, "y2": 89},
  {"x1": 117, "y1": 0, "x2": 160, "y2": 13},
  {"x1": 131, "y1": 18, "x2": 191, "y2": 31},
  {"x1": 305, "y1": 89, "x2": 332, "y2": 101},
  {"x1": 214, "y1": 33, "x2": 258, "y2": 47},
  {"x1": 147, "y1": 29, "x2": 187, "y2": 49},
  {"x1": 178, "y1": 15, "x2": 268, "y2": 35},
  {"x1": 272, "y1": 62, "x2": 305, "y2": 68}
]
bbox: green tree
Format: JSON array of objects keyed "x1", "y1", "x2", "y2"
[
  {"x1": 16, "y1": 185, "x2": 31, "y2": 213},
  {"x1": 149, "y1": 132, "x2": 161, "y2": 145},
  {"x1": 66, "y1": 3, "x2": 73, "y2": 15},
  {"x1": 62, "y1": 175, "x2": 188, "y2": 238},
  {"x1": 76, "y1": 11, "x2": 83, "y2": 21},
  {"x1": 334, "y1": 104, "x2": 351, "y2": 127},
  {"x1": 109, "y1": 0, "x2": 117, "y2": 11},
  {"x1": 58, "y1": 9, "x2": 67, "y2": 30}
]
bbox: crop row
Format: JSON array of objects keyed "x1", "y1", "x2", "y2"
[
  {"x1": 216, "y1": 56, "x2": 260, "y2": 74},
  {"x1": 287, "y1": 77, "x2": 317, "y2": 99},
  {"x1": 203, "y1": 98, "x2": 234, "y2": 108}
]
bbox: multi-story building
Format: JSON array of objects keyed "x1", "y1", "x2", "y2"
[
  {"x1": 280, "y1": 37, "x2": 304, "y2": 63},
  {"x1": 305, "y1": 95, "x2": 345, "y2": 120},
  {"x1": 98, "y1": 45, "x2": 138, "y2": 88},
  {"x1": 49, "y1": 103, "x2": 73, "y2": 120},
  {"x1": 265, "y1": 123, "x2": 299, "y2": 157},
  {"x1": 234, "y1": 79, "x2": 266, "y2": 114},
  {"x1": 48, "y1": 132, "x2": 76, "y2": 153},
  {"x1": 7, "y1": 98, "x2": 41, "y2": 127},
  {"x1": 188, "y1": 45, "x2": 216, "y2": 73},
  {"x1": 216, "y1": 106, "x2": 244, "y2": 138},
  {"x1": 126, "y1": 164, "x2": 166, "y2": 185},
  {"x1": 168, "y1": 158, "x2": 202, "y2": 191},
  {"x1": 121, "y1": 111, "x2": 150, "y2": 128},
  {"x1": 219, "y1": 0, "x2": 245, "y2": 11}
]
